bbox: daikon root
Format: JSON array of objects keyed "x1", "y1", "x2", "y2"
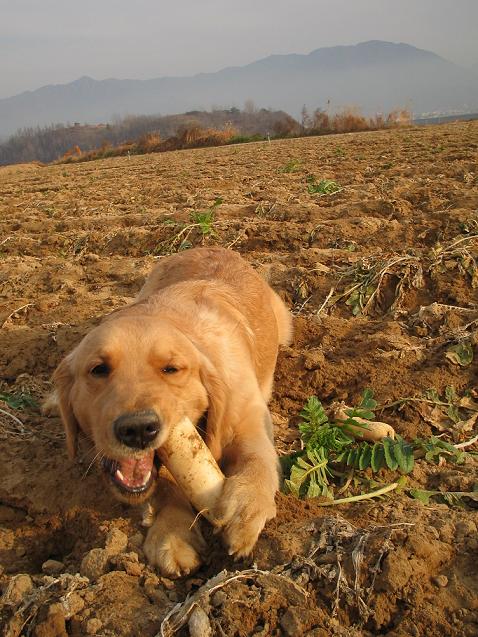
[
  {"x1": 331, "y1": 403, "x2": 395, "y2": 441},
  {"x1": 158, "y1": 417, "x2": 225, "y2": 524}
]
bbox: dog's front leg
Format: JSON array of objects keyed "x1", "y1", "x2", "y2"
[
  {"x1": 215, "y1": 407, "x2": 279, "y2": 558},
  {"x1": 143, "y1": 475, "x2": 206, "y2": 578}
]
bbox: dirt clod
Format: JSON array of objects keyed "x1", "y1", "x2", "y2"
[
  {"x1": 80, "y1": 548, "x2": 110, "y2": 582},
  {"x1": 110, "y1": 551, "x2": 144, "y2": 576},
  {"x1": 49, "y1": 591, "x2": 85, "y2": 619},
  {"x1": 433, "y1": 575, "x2": 449, "y2": 588},
  {"x1": 2, "y1": 573, "x2": 33, "y2": 605},
  {"x1": 105, "y1": 528, "x2": 128, "y2": 555}
]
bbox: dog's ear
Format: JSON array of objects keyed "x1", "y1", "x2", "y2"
[
  {"x1": 198, "y1": 353, "x2": 232, "y2": 461},
  {"x1": 53, "y1": 355, "x2": 79, "y2": 460}
]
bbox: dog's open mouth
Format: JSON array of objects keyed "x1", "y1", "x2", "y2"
[{"x1": 101, "y1": 451, "x2": 160, "y2": 494}]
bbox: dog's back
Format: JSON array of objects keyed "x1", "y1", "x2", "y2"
[
  {"x1": 137, "y1": 246, "x2": 292, "y2": 346},
  {"x1": 136, "y1": 247, "x2": 292, "y2": 399}
]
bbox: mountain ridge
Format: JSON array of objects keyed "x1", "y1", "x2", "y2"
[{"x1": 1, "y1": 41, "x2": 477, "y2": 137}]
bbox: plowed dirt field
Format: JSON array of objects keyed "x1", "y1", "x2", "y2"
[{"x1": 1, "y1": 122, "x2": 477, "y2": 637}]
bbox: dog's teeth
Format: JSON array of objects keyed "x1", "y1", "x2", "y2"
[
  {"x1": 144, "y1": 470, "x2": 152, "y2": 484},
  {"x1": 116, "y1": 469, "x2": 125, "y2": 482}
]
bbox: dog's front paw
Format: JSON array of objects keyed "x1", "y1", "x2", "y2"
[
  {"x1": 215, "y1": 474, "x2": 276, "y2": 558},
  {"x1": 143, "y1": 508, "x2": 205, "y2": 578},
  {"x1": 144, "y1": 531, "x2": 204, "y2": 578}
]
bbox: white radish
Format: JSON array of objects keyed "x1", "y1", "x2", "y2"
[
  {"x1": 158, "y1": 416, "x2": 225, "y2": 524},
  {"x1": 331, "y1": 403, "x2": 396, "y2": 441}
]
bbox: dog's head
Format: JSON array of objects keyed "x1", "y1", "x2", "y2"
[{"x1": 53, "y1": 313, "x2": 226, "y2": 503}]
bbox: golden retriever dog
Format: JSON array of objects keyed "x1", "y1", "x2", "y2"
[{"x1": 52, "y1": 247, "x2": 292, "y2": 577}]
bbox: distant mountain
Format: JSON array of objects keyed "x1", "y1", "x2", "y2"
[{"x1": 1, "y1": 41, "x2": 477, "y2": 138}]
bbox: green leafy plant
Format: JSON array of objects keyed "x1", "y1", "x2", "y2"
[
  {"x1": 190, "y1": 197, "x2": 223, "y2": 237},
  {"x1": 284, "y1": 447, "x2": 332, "y2": 499},
  {"x1": 445, "y1": 341, "x2": 474, "y2": 367},
  {"x1": 279, "y1": 159, "x2": 301, "y2": 173},
  {"x1": 306, "y1": 175, "x2": 341, "y2": 195},
  {"x1": 0, "y1": 391, "x2": 38, "y2": 410},
  {"x1": 410, "y1": 486, "x2": 478, "y2": 507},
  {"x1": 323, "y1": 233, "x2": 477, "y2": 318},
  {"x1": 283, "y1": 390, "x2": 476, "y2": 506},
  {"x1": 413, "y1": 436, "x2": 467, "y2": 465},
  {"x1": 431, "y1": 233, "x2": 478, "y2": 289},
  {"x1": 333, "y1": 255, "x2": 423, "y2": 316},
  {"x1": 283, "y1": 391, "x2": 415, "y2": 503},
  {"x1": 153, "y1": 197, "x2": 222, "y2": 254},
  {"x1": 389, "y1": 386, "x2": 478, "y2": 440}
]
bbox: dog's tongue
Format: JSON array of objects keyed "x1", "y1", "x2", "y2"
[{"x1": 116, "y1": 451, "x2": 154, "y2": 488}]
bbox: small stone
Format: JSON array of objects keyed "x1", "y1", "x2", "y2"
[
  {"x1": 104, "y1": 529, "x2": 128, "y2": 556},
  {"x1": 188, "y1": 606, "x2": 212, "y2": 637},
  {"x1": 42, "y1": 559, "x2": 65, "y2": 575},
  {"x1": 280, "y1": 608, "x2": 304, "y2": 636},
  {"x1": 110, "y1": 551, "x2": 143, "y2": 577},
  {"x1": 432, "y1": 575, "x2": 448, "y2": 588},
  {"x1": 86, "y1": 618, "x2": 102, "y2": 634},
  {"x1": 80, "y1": 548, "x2": 110, "y2": 582},
  {"x1": 160, "y1": 576, "x2": 175, "y2": 590},
  {"x1": 2, "y1": 574, "x2": 33, "y2": 605},
  {"x1": 116, "y1": 558, "x2": 139, "y2": 577}
]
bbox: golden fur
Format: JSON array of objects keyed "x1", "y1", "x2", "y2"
[{"x1": 52, "y1": 247, "x2": 292, "y2": 577}]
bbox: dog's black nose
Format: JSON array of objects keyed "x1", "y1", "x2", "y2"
[{"x1": 113, "y1": 410, "x2": 160, "y2": 449}]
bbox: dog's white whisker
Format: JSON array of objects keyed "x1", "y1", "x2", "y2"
[{"x1": 82, "y1": 449, "x2": 103, "y2": 479}]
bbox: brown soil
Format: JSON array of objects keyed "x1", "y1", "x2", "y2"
[{"x1": 1, "y1": 122, "x2": 477, "y2": 637}]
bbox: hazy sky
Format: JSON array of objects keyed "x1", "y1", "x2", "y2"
[{"x1": 1, "y1": 0, "x2": 477, "y2": 99}]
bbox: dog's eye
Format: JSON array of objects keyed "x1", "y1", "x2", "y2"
[
  {"x1": 90, "y1": 363, "x2": 110, "y2": 377},
  {"x1": 162, "y1": 366, "x2": 179, "y2": 374}
]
